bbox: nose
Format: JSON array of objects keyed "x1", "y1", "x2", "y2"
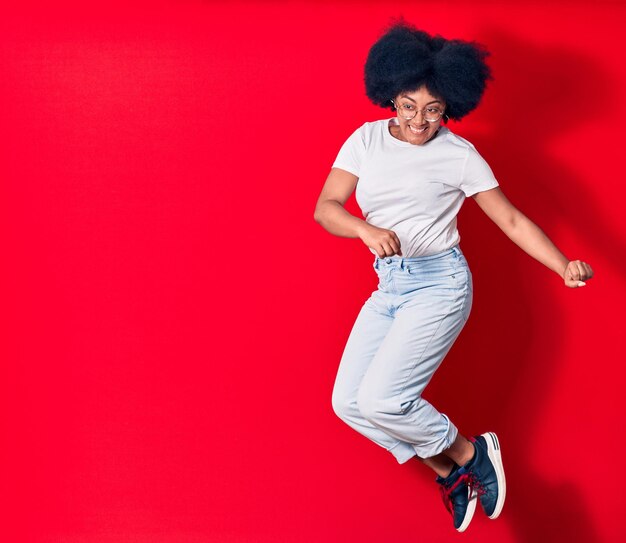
[{"x1": 412, "y1": 110, "x2": 427, "y2": 122}]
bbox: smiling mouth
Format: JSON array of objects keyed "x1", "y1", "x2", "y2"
[{"x1": 409, "y1": 125, "x2": 428, "y2": 134}]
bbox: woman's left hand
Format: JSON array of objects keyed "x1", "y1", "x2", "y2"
[{"x1": 563, "y1": 260, "x2": 594, "y2": 288}]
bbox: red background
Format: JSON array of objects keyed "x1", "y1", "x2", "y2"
[{"x1": 1, "y1": 1, "x2": 625, "y2": 542}]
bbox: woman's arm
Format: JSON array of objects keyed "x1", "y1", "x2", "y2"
[
  {"x1": 313, "y1": 168, "x2": 368, "y2": 238},
  {"x1": 472, "y1": 187, "x2": 594, "y2": 288},
  {"x1": 314, "y1": 168, "x2": 403, "y2": 257}
]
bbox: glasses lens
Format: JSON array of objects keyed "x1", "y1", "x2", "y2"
[
  {"x1": 424, "y1": 108, "x2": 442, "y2": 122},
  {"x1": 397, "y1": 104, "x2": 416, "y2": 119}
]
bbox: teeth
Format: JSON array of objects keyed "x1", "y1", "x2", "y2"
[{"x1": 410, "y1": 126, "x2": 428, "y2": 133}]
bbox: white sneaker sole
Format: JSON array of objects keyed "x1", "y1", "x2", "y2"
[
  {"x1": 482, "y1": 431, "x2": 506, "y2": 519},
  {"x1": 457, "y1": 486, "x2": 478, "y2": 532}
]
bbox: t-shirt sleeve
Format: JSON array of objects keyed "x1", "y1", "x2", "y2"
[
  {"x1": 460, "y1": 147, "x2": 500, "y2": 197},
  {"x1": 331, "y1": 125, "x2": 366, "y2": 177}
]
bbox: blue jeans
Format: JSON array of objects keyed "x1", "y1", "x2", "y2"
[{"x1": 332, "y1": 244, "x2": 473, "y2": 464}]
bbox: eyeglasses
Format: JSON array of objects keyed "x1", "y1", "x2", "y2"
[{"x1": 390, "y1": 99, "x2": 445, "y2": 122}]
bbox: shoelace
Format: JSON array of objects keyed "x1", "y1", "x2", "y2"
[{"x1": 439, "y1": 471, "x2": 487, "y2": 515}]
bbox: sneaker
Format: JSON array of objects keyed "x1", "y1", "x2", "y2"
[
  {"x1": 435, "y1": 464, "x2": 478, "y2": 532},
  {"x1": 464, "y1": 432, "x2": 506, "y2": 519}
]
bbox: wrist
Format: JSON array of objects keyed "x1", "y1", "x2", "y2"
[{"x1": 355, "y1": 221, "x2": 370, "y2": 239}]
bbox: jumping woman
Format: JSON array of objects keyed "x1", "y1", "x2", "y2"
[{"x1": 313, "y1": 20, "x2": 594, "y2": 532}]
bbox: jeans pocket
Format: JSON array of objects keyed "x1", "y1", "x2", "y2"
[{"x1": 460, "y1": 271, "x2": 473, "y2": 322}]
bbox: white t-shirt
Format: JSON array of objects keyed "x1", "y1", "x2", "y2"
[{"x1": 331, "y1": 117, "x2": 500, "y2": 257}]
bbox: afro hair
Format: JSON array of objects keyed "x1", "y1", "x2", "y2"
[{"x1": 364, "y1": 18, "x2": 494, "y2": 122}]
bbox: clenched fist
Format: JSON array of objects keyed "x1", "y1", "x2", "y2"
[
  {"x1": 563, "y1": 259, "x2": 594, "y2": 288},
  {"x1": 359, "y1": 224, "x2": 403, "y2": 258}
]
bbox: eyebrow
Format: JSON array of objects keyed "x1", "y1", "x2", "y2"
[{"x1": 399, "y1": 95, "x2": 443, "y2": 105}]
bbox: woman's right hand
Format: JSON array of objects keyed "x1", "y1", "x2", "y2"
[{"x1": 358, "y1": 223, "x2": 403, "y2": 257}]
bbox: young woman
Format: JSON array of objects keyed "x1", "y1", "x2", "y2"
[{"x1": 313, "y1": 21, "x2": 594, "y2": 532}]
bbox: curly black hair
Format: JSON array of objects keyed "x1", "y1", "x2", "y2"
[{"x1": 364, "y1": 18, "x2": 493, "y2": 122}]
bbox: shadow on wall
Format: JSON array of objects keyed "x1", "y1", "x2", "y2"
[{"x1": 421, "y1": 27, "x2": 619, "y2": 543}]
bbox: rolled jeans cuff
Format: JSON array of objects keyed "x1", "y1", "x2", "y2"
[{"x1": 412, "y1": 413, "x2": 459, "y2": 459}]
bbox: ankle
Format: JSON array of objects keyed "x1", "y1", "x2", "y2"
[
  {"x1": 441, "y1": 462, "x2": 459, "y2": 479},
  {"x1": 461, "y1": 442, "x2": 477, "y2": 467}
]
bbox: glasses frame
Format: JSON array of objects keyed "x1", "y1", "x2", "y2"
[{"x1": 390, "y1": 99, "x2": 447, "y2": 123}]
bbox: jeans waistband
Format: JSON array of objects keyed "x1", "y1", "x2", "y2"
[{"x1": 373, "y1": 244, "x2": 464, "y2": 270}]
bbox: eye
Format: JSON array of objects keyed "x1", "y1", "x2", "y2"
[
  {"x1": 402, "y1": 104, "x2": 414, "y2": 110},
  {"x1": 427, "y1": 107, "x2": 440, "y2": 113}
]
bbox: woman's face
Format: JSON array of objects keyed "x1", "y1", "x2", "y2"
[{"x1": 392, "y1": 86, "x2": 446, "y2": 145}]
